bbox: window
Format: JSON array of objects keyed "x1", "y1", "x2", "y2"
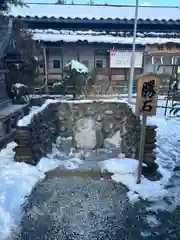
[
  {"x1": 158, "y1": 45, "x2": 164, "y2": 51},
  {"x1": 95, "y1": 49, "x2": 108, "y2": 56},
  {"x1": 82, "y1": 60, "x2": 89, "y2": 68},
  {"x1": 96, "y1": 60, "x2": 103, "y2": 68},
  {"x1": 39, "y1": 60, "x2": 44, "y2": 69},
  {"x1": 53, "y1": 60, "x2": 60, "y2": 68}
]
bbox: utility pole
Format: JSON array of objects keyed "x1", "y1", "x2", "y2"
[{"x1": 128, "y1": 0, "x2": 139, "y2": 102}]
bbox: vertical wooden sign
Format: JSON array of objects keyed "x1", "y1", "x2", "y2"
[
  {"x1": 135, "y1": 72, "x2": 161, "y2": 184},
  {"x1": 135, "y1": 73, "x2": 161, "y2": 116}
]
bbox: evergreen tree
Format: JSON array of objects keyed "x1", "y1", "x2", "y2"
[
  {"x1": 1, "y1": 0, "x2": 41, "y2": 95},
  {"x1": 87, "y1": 0, "x2": 94, "y2": 4},
  {"x1": 56, "y1": 0, "x2": 66, "y2": 4},
  {"x1": 0, "y1": 0, "x2": 24, "y2": 11}
]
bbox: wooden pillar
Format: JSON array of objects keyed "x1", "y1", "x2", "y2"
[
  {"x1": 108, "y1": 53, "x2": 112, "y2": 87},
  {"x1": 77, "y1": 49, "x2": 80, "y2": 62},
  {"x1": 61, "y1": 47, "x2": 64, "y2": 79},
  {"x1": 43, "y1": 46, "x2": 48, "y2": 93},
  {"x1": 93, "y1": 49, "x2": 96, "y2": 84}
]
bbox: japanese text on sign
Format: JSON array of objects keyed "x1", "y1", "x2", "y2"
[
  {"x1": 140, "y1": 80, "x2": 156, "y2": 113},
  {"x1": 110, "y1": 50, "x2": 143, "y2": 68},
  {"x1": 135, "y1": 74, "x2": 160, "y2": 116}
]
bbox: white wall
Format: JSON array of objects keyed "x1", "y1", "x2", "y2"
[{"x1": 78, "y1": 47, "x2": 94, "y2": 72}]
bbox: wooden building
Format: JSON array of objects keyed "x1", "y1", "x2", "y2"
[
  {"x1": 0, "y1": 18, "x2": 27, "y2": 148},
  {"x1": 9, "y1": 3, "x2": 180, "y2": 92}
]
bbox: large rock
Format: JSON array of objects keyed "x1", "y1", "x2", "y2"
[{"x1": 73, "y1": 118, "x2": 104, "y2": 149}]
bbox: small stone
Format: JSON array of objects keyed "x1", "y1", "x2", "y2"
[
  {"x1": 97, "y1": 115, "x2": 101, "y2": 121},
  {"x1": 173, "y1": 166, "x2": 180, "y2": 172},
  {"x1": 59, "y1": 115, "x2": 65, "y2": 120},
  {"x1": 73, "y1": 118, "x2": 104, "y2": 149},
  {"x1": 60, "y1": 126, "x2": 65, "y2": 131},
  {"x1": 105, "y1": 110, "x2": 113, "y2": 115}
]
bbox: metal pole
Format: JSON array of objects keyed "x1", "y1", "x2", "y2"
[
  {"x1": 128, "y1": 0, "x2": 139, "y2": 102},
  {"x1": 137, "y1": 115, "x2": 147, "y2": 184}
]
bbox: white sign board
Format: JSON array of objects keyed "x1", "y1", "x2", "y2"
[{"x1": 110, "y1": 50, "x2": 143, "y2": 68}]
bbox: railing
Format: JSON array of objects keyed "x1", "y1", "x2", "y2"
[{"x1": 89, "y1": 84, "x2": 137, "y2": 95}]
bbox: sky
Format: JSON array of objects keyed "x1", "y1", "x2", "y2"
[{"x1": 23, "y1": 0, "x2": 180, "y2": 7}]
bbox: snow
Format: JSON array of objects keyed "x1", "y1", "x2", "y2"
[
  {"x1": 60, "y1": 98, "x2": 127, "y2": 104},
  {"x1": 17, "y1": 99, "x2": 59, "y2": 127},
  {"x1": 32, "y1": 30, "x2": 180, "y2": 45},
  {"x1": 66, "y1": 60, "x2": 88, "y2": 73},
  {"x1": 0, "y1": 142, "x2": 45, "y2": 240},
  {"x1": 13, "y1": 83, "x2": 25, "y2": 89},
  {"x1": 0, "y1": 140, "x2": 84, "y2": 240},
  {"x1": 1, "y1": 97, "x2": 180, "y2": 238},
  {"x1": 53, "y1": 82, "x2": 63, "y2": 87},
  {"x1": 31, "y1": 29, "x2": 180, "y2": 38},
  {"x1": 98, "y1": 98, "x2": 180, "y2": 203},
  {"x1": 99, "y1": 158, "x2": 168, "y2": 202},
  {"x1": 146, "y1": 215, "x2": 161, "y2": 227},
  {"x1": 18, "y1": 98, "x2": 126, "y2": 127},
  {"x1": 9, "y1": 3, "x2": 180, "y2": 21}
]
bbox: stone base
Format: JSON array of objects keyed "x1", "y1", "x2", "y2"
[{"x1": 142, "y1": 163, "x2": 162, "y2": 181}]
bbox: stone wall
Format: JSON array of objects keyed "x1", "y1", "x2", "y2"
[
  {"x1": 56, "y1": 100, "x2": 157, "y2": 170},
  {"x1": 15, "y1": 99, "x2": 157, "y2": 174},
  {"x1": 15, "y1": 101, "x2": 59, "y2": 165},
  {"x1": 121, "y1": 110, "x2": 157, "y2": 166}
]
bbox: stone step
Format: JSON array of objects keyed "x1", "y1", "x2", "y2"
[{"x1": 46, "y1": 168, "x2": 113, "y2": 180}]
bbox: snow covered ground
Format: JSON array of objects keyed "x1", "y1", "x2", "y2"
[
  {"x1": 0, "y1": 140, "x2": 85, "y2": 240},
  {"x1": 0, "y1": 97, "x2": 180, "y2": 239}
]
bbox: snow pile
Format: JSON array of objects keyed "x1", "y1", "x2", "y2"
[
  {"x1": 53, "y1": 82, "x2": 63, "y2": 87},
  {"x1": 31, "y1": 29, "x2": 180, "y2": 38},
  {"x1": 99, "y1": 158, "x2": 168, "y2": 202},
  {"x1": 18, "y1": 99, "x2": 59, "y2": 127},
  {"x1": 0, "y1": 142, "x2": 45, "y2": 240},
  {"x1": 32, "y1": 30, "x2": 180, "y2": 45},
  {"x1": 0, "y1": 138, "x2": 84, "y2": 240},
  {"x1": 99, "y1": 99, "x2": 180, "y2": 204},
  {"x1": 13, "y1": 83, "x2": 25, "y2": 88},
  {"x1": 37, "y1": 156, "x2": 84, "y2": 172},
  {"x1": 66, "y1": 59, "x2": 88, "y2": 73}
]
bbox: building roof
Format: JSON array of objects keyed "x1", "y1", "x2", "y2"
[
  {"x1": 31, "y1": 29, "x2": 180, "y2": 45},
  {"x1": 9, "y1": 3, "x2": 180, "y2": 21}
]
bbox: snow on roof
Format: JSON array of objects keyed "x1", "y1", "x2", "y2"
[
  {"x1": 32, "y1": 29, "x2": 180, "y2": 38},
  {"x1": 9, "y1": 3, "x2": 180, "y2": 21},
  {"x1": 31, "y1": 29, "x2": 180, "y2": 45},
  {"x1": 66, "y1": 60, "x2": 88, "y2": 74}
]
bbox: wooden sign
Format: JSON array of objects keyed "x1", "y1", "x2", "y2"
[
  {"x1": 135, "y1": 73, "x2": 161, "y2": 116},
  {"x1": 177, "y1": 66, "x2": 180, "y2": 74},
  {"x1": 145, "y1": 44, "x2": 180, "y2": 55}
]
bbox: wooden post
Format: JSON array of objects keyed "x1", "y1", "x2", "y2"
[
  {"x1": 94, "y1": 48, "x2": 96, "y2": 84},
  {"x1": 43, "y1": 46, "x2": 48, "y2": 94},
  {"x1": 137, "y1": 115, "x2": 147, "y2": 184},
  {"x1": 61, "y1": 47, "x2": 64, "y2": 79},
  {"x1": 135, "y1": 72, "x2": 161, "y2": 184}
]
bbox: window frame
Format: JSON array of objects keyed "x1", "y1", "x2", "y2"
[
  {"x1": 95, "y1": 60, "x2": 103, "y2": 68},
  {"x1": 53, "y1": 60, "x2": 61, "y2": 69},
  {"x1": 39, "y1": 60, "x2": 44, "y2": 69}
]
